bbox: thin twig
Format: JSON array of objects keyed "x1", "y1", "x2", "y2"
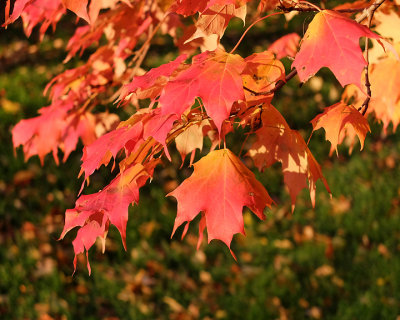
[
  {"x1": 277, "y1": 0, "x2": 367, "y2": 14},
  {"x1": 247, "y1": 0, "x2": 386, "y2": 99},
  {"x1": 355, "y1": 0, "x2": 386, "y2": 23}
]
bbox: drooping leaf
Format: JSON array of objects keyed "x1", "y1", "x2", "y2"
[
  {"x1": 62, "y1": 0, "x2": 131, "y2": 23},
  {"x1": 171, "y1": 0, "x2": 241, "y2": 16},
  {"x1": 169, "y1": 148, "x2": 273, "y2": 250},
  {"x1": 248, "y1": 104, "x2": 330, "y2": 209},
  {"x1": 374, "y1": 10, "x2": 400, "y2": 44},
  {"x1": 292, "y1": 10, "x2": 383, "y2": 88},
  {"x1": 3, "y1": 0, "x2": 33, "y2": 26},
  {"x1": 311, "y1": 102, "x2": 370, "y2": 155},
  {"x1": 142, "y1": 109, "x2": 179, "y2": 160},
  {"x1": 81, "y1": 107, "x2": 178, "y2": 182},
  {"x1": 60, "y1": 162, "x2": 156, "y2": 274}
]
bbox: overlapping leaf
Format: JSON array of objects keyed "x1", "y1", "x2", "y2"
[
  {"x1": 342, "y1": 44, "x2": 400, "y2": 131},
  {"x1": 81, "y1": 108, "x2": 178, "y2": 183},
  {"x1": 175, "y1": 122, "x2": 205, "y2": 166}
]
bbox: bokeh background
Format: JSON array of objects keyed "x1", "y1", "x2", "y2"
[{"x1": 1, "y1": 7, "x2": 400, "y2": 320}]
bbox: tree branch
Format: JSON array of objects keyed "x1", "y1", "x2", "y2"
[
  {"x1": 357, "y1": 0, "x2": 386, "y2": 115},
  {"x1": 247, "y1": 0, "x2": 387, "y2": 100},
  {"x1": 243, "y1": 69, "x2": 298, "y2": 96},
  {"x1": 277, "y1": 0, "x2": 366, "y2": 14}
]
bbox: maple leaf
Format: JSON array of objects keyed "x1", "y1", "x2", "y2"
[
  {"x1": 60, "y1": 162, "x2": 156, "y2": 274},
  {"x1": 142, "y1": 109, "x2": 179, "y2": 161},
  {"x1": 374, "y1": 10, "x2": 400, "y2": 44},
  {"x1": 311, "y1": 102, "x2": 370, "y2": 155},
  {"x1": 169, "y1": 149, "x2": 273, "y2": 251},
  {"x1": 292, "y1": 10, "x2": 383, "y2": 88},
  {"x1": 81, "y1": 107, "x2": 178, "y2": 182},
  {"x1": 62, "y1": 0, "x2": 131, "y2": 24},
  {"x1": 159, "y1": 50, "x2": 246, "y2": 131},
  {"x1": 248, "y1": 104, "x2": 330, "y2": 209}
]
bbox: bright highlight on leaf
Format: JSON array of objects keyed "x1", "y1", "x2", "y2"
[{"x1": 169, "y1": 149, "x2": 273, "y2": 252}]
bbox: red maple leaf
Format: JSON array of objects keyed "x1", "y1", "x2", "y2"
[
  {"x1": 159, "y1": 49, "x2": 245, "y2": 131},
  {"x1": 60, "y1": 162, "x2": 156, "y2": 274},
  {"x1": 292, "y1": 10, "x2": 383, "y2": 88}
]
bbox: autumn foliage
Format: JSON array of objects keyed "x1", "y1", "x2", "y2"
[{"x1": 3, "y1": 0, "x2": 400, "y2": 273}]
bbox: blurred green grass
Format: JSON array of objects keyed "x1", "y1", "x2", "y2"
[{"x1": 1, "y1": 18, "x2": 400, "y2": 320}]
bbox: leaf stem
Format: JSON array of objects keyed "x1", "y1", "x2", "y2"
[{"x1": 230, "y1": 12, "x2": 283, "y2": 54}]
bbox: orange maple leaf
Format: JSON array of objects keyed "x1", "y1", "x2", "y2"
[
  {"x1": 169, "y1": 149, "x2": 273, "y2": 253},
  {"x1": 311, "y1": 102, "x2": 370, "y2": 155}
]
